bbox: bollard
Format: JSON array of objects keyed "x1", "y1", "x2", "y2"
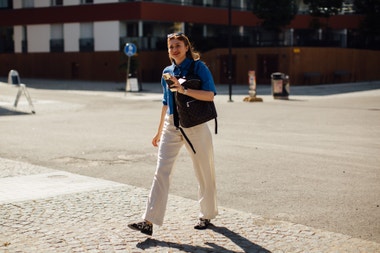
[
  {"x1": 243, "y1": 70, "x2": 263, "y2": 102},
  {"x1": 6, "y1": 70, "x2": 36, "y2": 114}
]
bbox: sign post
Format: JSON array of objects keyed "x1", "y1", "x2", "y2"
[
  {"x1": 7, "y1": 69, "x2": 36, "y2": 113},
  {"x1": 123, "y1": 43, "x2": 137, "y2": 93}
]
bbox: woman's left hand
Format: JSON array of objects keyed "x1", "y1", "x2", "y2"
[{"x1": 168, "y1": 76, "x2": 185, "y2": 93}]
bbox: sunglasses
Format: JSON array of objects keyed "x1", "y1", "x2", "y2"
[{"x1": 167, "y1": 32, "x2": 185, "y2": 38}]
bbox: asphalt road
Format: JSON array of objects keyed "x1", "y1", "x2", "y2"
[{"x1": 1, "y1": 79, "x2": 379, "y2": 244}]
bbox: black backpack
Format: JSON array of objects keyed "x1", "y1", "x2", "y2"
[{"x1": 173, "y1": 60, "x2": 218, "y2": 153}]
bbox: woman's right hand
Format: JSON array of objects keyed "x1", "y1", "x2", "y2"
[
  {"x1": 152, "y1": 133, "x2": 161, "y2": 147},
  {"x1": 152, "y1": 105, "x2": 167, "y2": 147}
]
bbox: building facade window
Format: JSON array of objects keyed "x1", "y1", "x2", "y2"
[
  {"x1": 120, "y1": 21, "x2": 178, "y2": 51},
  {"x1": 80, "y1": 0, "x2": 93, "y2": 4},
  {"x1": 21, "y1": 26, "x2": 27, "y2": 53},
  {"x1": 80, "y1": 22, "x2": 94, "y2": 52},
  {"x1": 0, "y1": 27, "x2": 14, "y2": 53},
  {"x1": 120, "y1": 21, "x2": 139, "y2": 49},
  {"x1": 50, "y1": 0, "x2": 63, "y2": 6},
  {"x1": 22, "y1": 0, "x2": 34, "y2": 8},
  {"x1": 126, "y1": 0, "x2": 251, "y2": 10},
  {"x1": 50, "y1": 24, "x2": 64, "y2": 52},
  {"x1": 0, "y1": 0, "x2": 12, "y2": 9}
]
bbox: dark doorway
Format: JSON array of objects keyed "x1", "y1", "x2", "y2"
[
  {"x1": 71, "y1": 62, "x2": 79, "y2": 79},
  {"x1": 220, "y1": 54, "x2": 236, "y2": 84},
  {"x1": 256, "y1": 54, "x2": 279, "y2": 84}
]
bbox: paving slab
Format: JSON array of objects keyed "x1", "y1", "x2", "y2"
[{"x1": 1, "y1": 158, "x2": 379, "y2": 253}]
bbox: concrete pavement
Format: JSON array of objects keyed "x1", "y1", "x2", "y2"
[
  {"x1": 1, "y1": 157, "x2": 379, "y2": 253},
  {"x1": 1, "y1": 79, "x2": 380, "y2": 252}
]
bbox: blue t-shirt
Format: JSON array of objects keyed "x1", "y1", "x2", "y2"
[{"x1": 161, "y1": 58, "x2": 217, "y2": 115}]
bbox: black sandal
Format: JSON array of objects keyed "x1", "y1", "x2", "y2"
[
  {"x1": 194, "y1": 218, "x2": 211, "y2": 230},
  {"x1": 128, "y1": 221, "x2": 153, "y2": 236}
]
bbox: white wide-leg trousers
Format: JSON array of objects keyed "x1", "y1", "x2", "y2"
[{"x1": 143, "y1": 115, "x2": 218, "y2": 226}]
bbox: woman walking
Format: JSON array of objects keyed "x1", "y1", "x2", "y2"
[{"x1": 128, "y1": 32, "x2": 218, "y2": 236}]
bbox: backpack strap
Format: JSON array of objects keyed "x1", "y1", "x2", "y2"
[
  {"x1": 172, "y1": 92, "x2": 196, "y2": 153},
  {"x1": 187, "y1": 60, "x2": 196, "y2": 76}
]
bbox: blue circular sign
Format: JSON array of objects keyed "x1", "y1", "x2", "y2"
[{"x1": 124, "y1": 43, "x2": 137, "y2": 57}]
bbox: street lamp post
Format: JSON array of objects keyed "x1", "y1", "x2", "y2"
[{"x1": 228, "y1": 0, "x2": 233, "y2": 102}]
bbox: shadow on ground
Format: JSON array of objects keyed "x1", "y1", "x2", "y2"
[
  {"x1": 0, "y1": 107, "x2": 31, "y2": 116},
  {"x1": 136, "y1": 225, "x2": 271, "y2": 253}
]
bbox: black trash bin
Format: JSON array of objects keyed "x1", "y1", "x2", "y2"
[{"x1": 271, "y1": 72, "x2": 289, "y2": 100}]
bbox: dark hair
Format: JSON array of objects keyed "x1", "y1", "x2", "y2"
[{"x1": 167, "y1": 33, "x2": 200, "y2": 63}]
